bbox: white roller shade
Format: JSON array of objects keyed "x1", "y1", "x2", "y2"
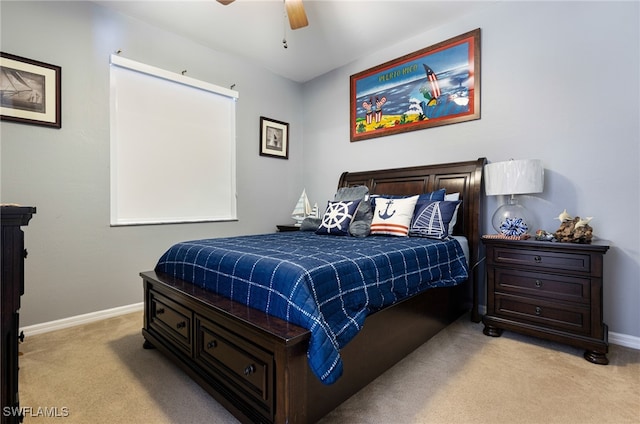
[{"x1": 109, "y1": 55, "x2": 238, "y2": 226}]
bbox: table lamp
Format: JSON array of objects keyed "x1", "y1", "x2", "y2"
[{"x1": 485, "y1": 159, "x2": 544, "y2": 236}]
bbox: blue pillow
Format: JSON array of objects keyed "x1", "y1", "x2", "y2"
[
  {"x1": 409, "y1": 200, "x2": 461, "y2": 239},
  {"x1": 417, "y1": 188, "x2": 446, "y2": 202},
  {"x1": 371, "y1": 188, "x2": 445, "y2": 205},
  {"x1": 316, "y1": 199, "x2": 362, "y2": 236}
]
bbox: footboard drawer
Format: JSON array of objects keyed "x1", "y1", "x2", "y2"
[
  {"x1": 195, "y1": 315, "x2": 274, "y2": 421},
  {"x1": 148, "y1": 290, "x2": 193, "y2": 355}
]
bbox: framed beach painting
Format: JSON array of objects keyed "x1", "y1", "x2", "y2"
[
  {"x1": 350, "y1": 29, "x2": 480, "y2": 142},
  {"x1": 1, "y1": 52, "x2": 61, "y2": 128}
]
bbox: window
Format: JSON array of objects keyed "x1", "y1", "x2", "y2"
[{"x1": 110, "y1": 55, "x2": 238, "y2": 225}]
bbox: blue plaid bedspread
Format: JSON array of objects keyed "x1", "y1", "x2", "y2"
[{"x1": 155, "y1": 231, "x2": 468, "y2": 384}]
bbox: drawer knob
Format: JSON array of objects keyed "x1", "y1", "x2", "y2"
[
  {"x1": 18, "y1": 331, "x2": 25, "y2": 343},
  {"x1": 156, "y1": 307, "x2": 165, "y2": 315},
  {"x1": 535, "y1": 306, "x2": 542, "y2": 316},
  {"x1": 176, "y1": 321, "x2": 186, "y2": 329},
  {"x1": 534, "y1": 256, "x2": 542, "y2": 263},
  {"x1": 244, "y1": 364, "x2": 256, "y2": 376},
  {"x1": 206, "y1": 340, "x2": 217, "y2": 350},
  {"x1": 535, "y1": 280, "x2": 542, "y2": 288}
]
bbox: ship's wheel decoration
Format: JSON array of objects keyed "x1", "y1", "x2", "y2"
[
  {"x1": 321, "y1": 201, "x2": 356, "y2": 230},
  {"x1": 316, "y1": 200, "x2": 361, "y2": 235}
]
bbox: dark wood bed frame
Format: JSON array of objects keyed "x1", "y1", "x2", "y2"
[{"x1": 141, "y1": 157, "x2": 486, "y2": 424}]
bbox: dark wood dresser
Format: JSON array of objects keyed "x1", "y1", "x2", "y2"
[
  {"x1": 482, "y1": 236, "x2": 610, "y2": 364},
  {"x1": 1, "y1": 206, "x2": 36, "y2": 424}
]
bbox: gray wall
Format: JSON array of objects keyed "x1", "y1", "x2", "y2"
[
  {"x1": 2, "y1": 1, "x2": 639, "y2": 342},
  {"x1": 1, "y1": 1, "x2": 305, "y2": 326},
  {"x1": 301, "y1": 1, "x2": 640, "y2": 339}
]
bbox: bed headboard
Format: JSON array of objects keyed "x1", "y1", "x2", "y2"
[{"x1": 338, "y1": 157, "x2": 487, "y2": 321}]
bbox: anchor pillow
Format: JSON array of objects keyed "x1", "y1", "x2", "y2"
[{"x1": 370, "y1": 195, "x2": 419, "y2": 237}]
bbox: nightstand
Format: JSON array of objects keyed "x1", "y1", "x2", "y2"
[
  {"x1": 276, "y1": 225, "x2": 300, "y2": 232},
  {"x1": 482, "y1": 237, "x2": 610, "y2": 364}
]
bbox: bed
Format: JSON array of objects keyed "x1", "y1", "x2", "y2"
[{"x1": 141, "y1": 157, "x2": 486, "y2": 424}]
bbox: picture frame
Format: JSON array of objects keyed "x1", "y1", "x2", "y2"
[
  {"x1": 259, "y1": 116, "x2": 289, "y2": 159},
  {"x1": 350, "y1": 28, "x2": 480, "y2": 142},
  {"x1": 1, "y1": 52, "x2": 61, "y2": 129}
]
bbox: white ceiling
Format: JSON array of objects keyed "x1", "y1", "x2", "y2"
[{"x1": 94, "y1": 0, "x2": 494, "y2": 83}]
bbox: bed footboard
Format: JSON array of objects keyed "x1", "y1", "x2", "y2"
[
  {"x1": 141, "y1": 271, "x2": 310, "y2": 423},
  {"x1": 141, "y1": 270, "x2": 470, "y2": 424}
]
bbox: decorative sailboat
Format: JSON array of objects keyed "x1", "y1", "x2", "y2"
[
  {"x1": 1, "y1": 68, "x2": 39, "y2": 106},
  {"x1": 291, "y1": 189, "x2": 312, "y2": 226},
  {"x1": 310, "y1": 202, "x2": 319, "y2": 219}
]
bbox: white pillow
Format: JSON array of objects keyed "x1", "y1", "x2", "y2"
[
  {"x1": 370, "y1": 195, "x2": 419, "y2": 236},
  {"x1": 445, "y1": 192, "x2": 461, "y2": 234}
]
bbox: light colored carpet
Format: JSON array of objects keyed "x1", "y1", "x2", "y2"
[{"x1": 18, "y1": 312, "x2": 640, "y2": 423}]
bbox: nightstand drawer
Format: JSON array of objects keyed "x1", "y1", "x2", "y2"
[
  {"x1": 492, "y1": 247, "x2": 590, "y2": 273},
  {"x1": 495, "y1": 294, "x2": 590, "y2": 335},
  {"x1": 494, "y1": 268, "x2": 590, "y2": 304}
]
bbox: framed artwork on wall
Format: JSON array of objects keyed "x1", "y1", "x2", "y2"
[
  {"x1": 0, "y1": 52, "x2": 61, "y2": 128},
  {"x1": 260, "y1": 116, "x2": 289, "y2": 159},
  {"x1": 350, "y1": 28, "x2": 480, "y2": 142}
]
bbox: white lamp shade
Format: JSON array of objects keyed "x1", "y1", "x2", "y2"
[{"x1": 485, "y1": 159, "x2": 544, "y2": 196}]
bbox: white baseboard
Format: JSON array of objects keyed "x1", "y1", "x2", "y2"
[
  {"x1": 20, "y1": 302, "x2": 640, "y2": 350},
  {"x1": 609, "y1": 331, "x2": 640, "y2": 350},
  {"x1": 20, "y1": 302, "x2": 144, "y2": 337}
]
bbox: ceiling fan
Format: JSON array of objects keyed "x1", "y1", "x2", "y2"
[{"x1": 216, "y1": 0, "x2": 309, "y2": 30}]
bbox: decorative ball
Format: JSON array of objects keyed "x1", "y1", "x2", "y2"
[{"x1": 500, "y1": 217, "x2": 529, "y2": 237}]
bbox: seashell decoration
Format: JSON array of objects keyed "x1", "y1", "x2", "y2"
[
  {"x1": 555, "y1": 209, "x2": 573, "y2": 222},
  {"x1": 554, "y1": 210, "x2": 594, "y2": 243},
  {"x1": 574, "y1": 217, "x2": 593, "y2": 229}
]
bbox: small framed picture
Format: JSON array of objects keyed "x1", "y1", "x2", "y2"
[
  {"x1": 1, "y1": 52, "x2": 61, "y2": 128},
  {"x1": 259, "y1": 116, "x2": 289, "y2": 159}
]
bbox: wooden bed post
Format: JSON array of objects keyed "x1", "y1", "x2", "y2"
[
  {"x1": 470, "y1": 157, "x2": 486, "y2": 322},
  {"x1": 274, "y1": 335, "x2": 309, "y2": 423}
]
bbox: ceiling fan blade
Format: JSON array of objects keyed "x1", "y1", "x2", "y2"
[
  {"x1": 285, "y1": 0, "x2": 308, "y2": 30},
  {"x1": 216, "y1": 0, "x2": 235, "y2": 5}
]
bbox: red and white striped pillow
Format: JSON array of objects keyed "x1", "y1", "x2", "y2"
[{"x1": 370, "y1": 195, "x2": 419, "y2": 237}]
